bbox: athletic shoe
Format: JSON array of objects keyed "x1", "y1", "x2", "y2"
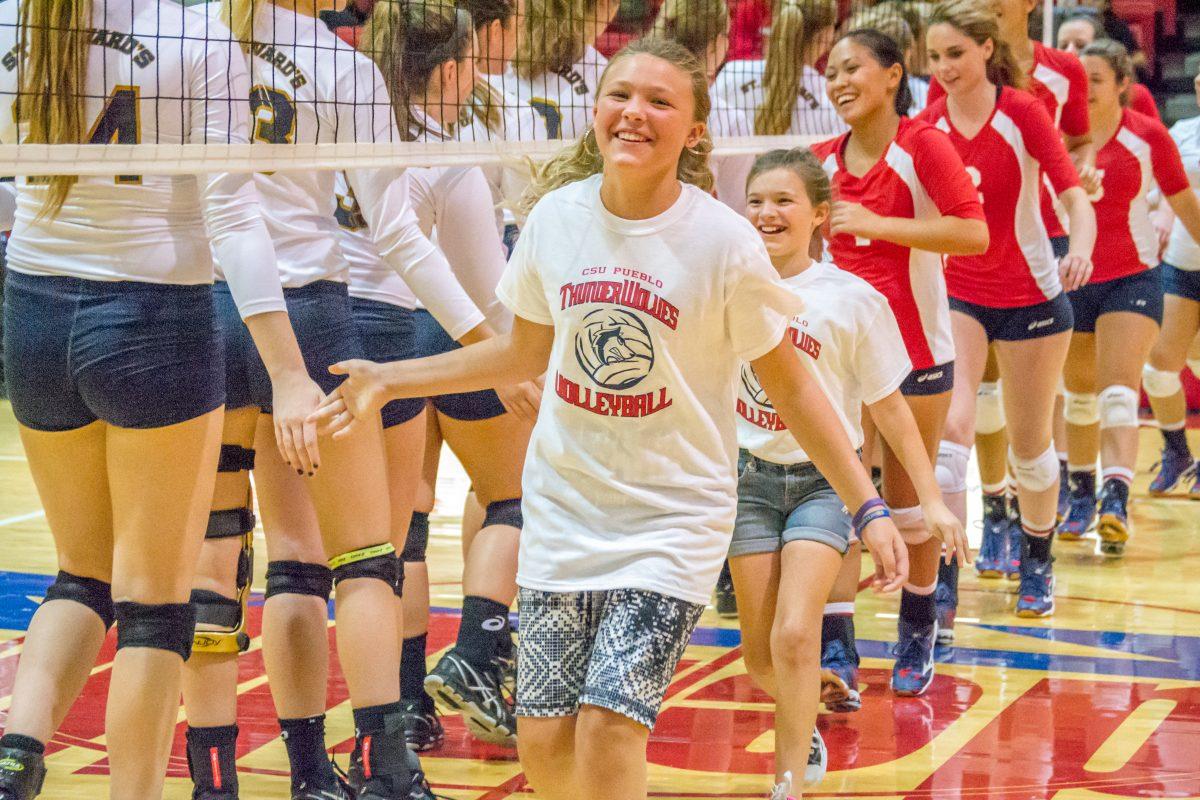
[
  {"x1": 1186, "y1": 464, "x2": 1200, "y2": 500},
  {"x1": 346, "y1": 736, "x2": 436, "y2": 800},
  {"x1": 934, "y1": 580, "x2": 956, "y2": 646},
  {"x1": 975, "y1": 501, "x2": 1007, "y2": 578},
  {"x1": 714, "y1": 561, "x2": 738, "y2": 618},
  {"x1": 1057, "y1": 474, "x2": 1097, "y2": 541},
  {"x1": 0, "y1": 746, "x2": 46, "y2": 800},
  {"x1": 803, "y1": 728, "x2": 828, "y2": 786},
  {"x1": 495, "y1": 650, "x2": 517, "y2": 701},
  {"x1": 1002, "y1": 517, "x2": 1022, "y2": 580},
  {"x1": 401, "y1": 699, "x2": 444, "y2": 753},
  {"x1": 292, "y1": 779, "x2": 353, "y2": 800},
  {"x1": 424, "y1": 648, "x2": 517, "y2": 747},
  {"x1": 1148, "y1": 448, "x2": 1194, "y2": 496},
  {"x1": 1015, "y1": 554, "x2": 1055, "y2": 618},
  {"x1": 891, "y1": 619, "x2": 937, "y2": 696},
  {"x1": 819, "y1": 639, "x2": 861, "y2": 712},
  {"x1": 1097, "y1": 479, "x2": 1131, "y2": 557},
  {"x1": 1056, "y1": 460, "x2": 1070, "y2": 522},
  {"x1": 769, "y1": 771, "x2": 796, "y2": 800}
]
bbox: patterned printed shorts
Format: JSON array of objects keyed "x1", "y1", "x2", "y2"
[{"x1": 515, "y1": 587, "x2": 705, "y2": 729}]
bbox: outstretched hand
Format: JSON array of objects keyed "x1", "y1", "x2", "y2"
[{"x1": 309, "y1": 359, "x2": 391, "y2": 439}]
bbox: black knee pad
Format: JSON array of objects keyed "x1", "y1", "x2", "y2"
[
  {"x1": 264, "y1": 561, "x2": 333, "y2": 601},
  {"x1": 401, "y1": 512, "x2": 429, "y2": 563},
  {"x1": 44, "y1": 570, "x2": 115, "y2": 629},
  {"x1": 483, "y1": 498, "x2": 523, "y2": 530},
  {"x1": 114, "y1": 601, "x2": 195, "y2": 661},
  {"x1": 217, "y1": 444, "x2": 255, "y2": 473},
  {"x1": 329, "y1": 543, "x2": 398, "y2": 588}
]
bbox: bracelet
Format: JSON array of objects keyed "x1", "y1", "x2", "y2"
[{"x1": 852, "y1": 497, "x2": 890, "y2": 535}]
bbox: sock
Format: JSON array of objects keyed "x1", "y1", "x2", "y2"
[
  {"x1": 1023, "y1": 529, "x2": 1054, "y2": 561},
  {"x1": 279, "y1": 715, "x2": 336, "y2": 791},
  {"x1": 1102, "y1": 477, "x2": 1131, "y2": 505},
  {"x1": 982, "y1": 492, "x2": 1006, "y2": 521},
  {"x1": 0, "y1": 734, "x2": 45, "y2": 755},
  {"x1": 937, "y1": 560, "x2": 959, "y2": 605},
  {"x1": 496, "y1": 614, "x2": 515, "y2": 661},
  {"x1": 1163, "y1": 427, "x2": 1191, "y2": 457},
  {"x1": 900, "y1": 588, "x2": 936, "y2": 630},
  {"x1": 821, "y1": 608, "x2": 858, "y2": 664},
  {"x1": 455, "y1": 595, "x2": 510, "y2": 669},
  {"x1": 401, "y1": 633, "x2": 433, "y2": 711},
  {"x1": 1068, "y1": 469, "x2": 1096, "y2": 498},
  {"x1": 186, "y1": 724, "x2": 239, "y2": 795},
  {"x1": 1102, "y1": 466, "x2": 1135, "y2": 486},
  {"x1": 352, "y1": 701, "x2": 405, "y2": 737}
]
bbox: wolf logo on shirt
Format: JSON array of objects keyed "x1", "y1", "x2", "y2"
[
  {"x1": 740, "y1": 365, "x2": 773, "y2": 409},
  {"x1": 575, "y1": 309, "x2": 655, "y2": 390}
]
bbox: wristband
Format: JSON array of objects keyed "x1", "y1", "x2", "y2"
[{"x1": 852, "y1": 497, "x2": 890, "y2": 536}]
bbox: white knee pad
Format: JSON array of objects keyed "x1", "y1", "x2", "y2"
[
  {"x1": 1064, "y1": 391, "x2": 1100, "y2": 426},
  {"x1": 1188, "y1": 358, "x2": 1200, "y2": 377},
  {"x1": 936, "y1": 441, "x2": 971, "y2": 495},
  {"x1": 892, "y1": 505, "x2": 929, "y2": 545},
  {"x1": 1098, "y1": 384, "x2": 1139, "y2": 429},
  {"x1": 1009, "y1": 444, "x2": 1060, "y2": 493},
  {"x1": 975, "y1": 382, "x2": 1006, "y2": 434},
  {"x1": 1142, "y1": 365, "x2": 1182, "y2": 398}
]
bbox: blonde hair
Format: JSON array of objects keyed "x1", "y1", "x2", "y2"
[
  {"x1": 847, "y1": 3, "x2": 914, "y2": 55},
  {"x1": 521, "y1": 37, "x2": 713, "y2": 214},
  {"x1": 220, "y1": 0, "x2": 258, "y2": 51},
  {"x1": 515, "y1": 0, "x2": 599, "y2": 79},
  {"x1": 929, "y1": 0, "x2": 1025, "y2": 88},
  {"x1": 756, "y1": 0, "x2": 839, "y2": 135},
  {"x1": 652, "y1": 0, "x2": 730, "y2": 61},
  {"x1": 17, "y1": 0, "x2": 92, "y2": 217}
]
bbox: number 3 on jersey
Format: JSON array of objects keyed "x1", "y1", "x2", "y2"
[
  {"x1": 250, "y1": 86, "x2": 297, "y2": 144},
  {"x1": 88, "y1": 85, "x2": 141, "y2": 185},
  {"x1": 530, "y1": 97, "x2": 562, "y2": 140}
]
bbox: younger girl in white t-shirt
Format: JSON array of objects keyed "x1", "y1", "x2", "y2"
[
  {"x1": 732, "y1": 148, "x2": 963, "y2": 799},
  {"x1": 313, "y1": 37, "x2": 907, "y2": 800}
]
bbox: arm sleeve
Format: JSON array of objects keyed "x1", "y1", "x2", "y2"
[
  {"x1": 724, "y1": 229, "x2": 803, "y2": 362},
  {"x1": 853, "y1": 300, "x2": 912, "y2": 404},
  {"x1": 192, "y1": 28, "x2": 286, "y2": 318},
  {"x1": 1148, "y1": 122, "x2": 1192, "y2": 197},
  {"x1": 915, "y1": 128, "x2": 986, "y2": 221},
  {"x1": 495, "y1": 207, "x2": 554, "y2": 325},
  {"x1": 1058, "y1": 54, "x2": 1091, "y2": 138},
  {"x1": 1020, "y1": 97, "x2": 1082, "y2": 195}
]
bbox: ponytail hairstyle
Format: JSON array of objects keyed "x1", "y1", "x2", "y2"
[
  {"x1": 515, "y1": 0, "x2": 598, "y2": 79},
  {"x1": 364, "y1": 0, "x2": 474, "y2": 141},
  {"x1": 17, "y1": 0, "x2": 92, "y2": 217},
  {"x1": 220, "y1": 0, "x2": 258, "y2": 52},
  {"x1": 929, "y1": 0, "x2": 1024, "y2": 88},
  {"x1": 836, "y1": 28, "x2": 914, "y2": 117},
  {"x1": 747, "y1": 147, "x2": 832, "y2": 259},
  {"x1": 458, "y1": 0, "x2": 518, "y2": 134},
  {"x1": 521, "y1": 37, "x2": 714, "y2": 213},
  {"x1": 846, "y1": 3, "x2": 914, "y2": 59},
  {"x1": 1080, "y1": 38, "x2": 1133, "y2": 106},
  {"x1": 652, "y1": 0, "x2": 730, "y2": 62},
  {"x1": 755, "y1": 0, "x2": 839, "y2": 135}
]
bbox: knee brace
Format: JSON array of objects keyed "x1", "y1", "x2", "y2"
[
  {"x1": 1188, "y1": 358, "x2": 1200, "y2": 377},
  {"x1": 892, "y1": 505, "x2": 929, "y2": 545},
  {"x1": 206, "y1": 445, "x2": 257, "y2": 539},
  {"x1": 329, "y1": 543, "x2": 398, "y2": 587},
  {"x1": 114, "y1": 601, "x2": 195, "y2": 661},
  {"x1": 1009, "y1": 444, "x2": 1059, "y2": 493},
  {"x1": 936, "y1": 441, "x2": 971, "y2": 495},
  {"x1": 264, "y1": 560, "x2": 333, "y2": 600},
  {"x1": 1064, "y1": 391, "x2": 1100, "y2": 426},
  {"x1": 190, "y1": 589, "x2": 248, "y2": 654},
  {"x1": 1099, "y1": 384, "x2": 1139, "y2": 429},
  {"x1": 401, "y1": 511, "x2": 429, "y2": 563},
  {"x1": 975, "y1": 382, "x2": 1006, "y2": 435},
  {"x1": 194, "y1": 445, "x2": 256, "y2": 655},
  {"x1": 43, "y1": 570, "x2": 115, "y2": 629},
  {"x1": 483, "y1": 498, "x2": 523, "y2": 530},
  {"x1": 1142, "y1": 365, "x2": 1182, "y2": 398}
]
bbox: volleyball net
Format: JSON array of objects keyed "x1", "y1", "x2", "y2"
[{"x1": 0, "y1": 0, "x2": 1064, "y2": 177}]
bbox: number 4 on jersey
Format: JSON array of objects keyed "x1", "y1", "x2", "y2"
[{"x1": 88, "y1": 85, "x2": 141, "y2": 185}]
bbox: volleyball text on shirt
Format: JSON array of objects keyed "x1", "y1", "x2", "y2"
[{"x1": 504, "y1": 45, "x2": 607, "y2": 140}]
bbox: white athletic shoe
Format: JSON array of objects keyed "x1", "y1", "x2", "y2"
[
  {"x1": 804, "y1": 728, "x2": 828, "y2": 786},
  {"x1": 769, "y1": 770, "x2": 796, "y2": 800}
]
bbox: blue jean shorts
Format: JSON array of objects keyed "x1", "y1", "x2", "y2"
[
  {"x1": 350, "y1": 297, "x2": 424, "y2": 428},
  {"x1": 412, "y1": 308, "x2": 506, "y2": 421},
  {"x1": 216, "y1": 280, "x2": 362, "y2": 413},
  {"x1": 3, "y1": 270, "x2": 222, "y2": 431},
  {"x1": 731, "y1": 451, "x2": 854, "y2": 558}
]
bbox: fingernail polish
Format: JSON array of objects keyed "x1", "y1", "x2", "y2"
[{"x1": 296, "y1": 469, "x2": 303, "y2": 475}]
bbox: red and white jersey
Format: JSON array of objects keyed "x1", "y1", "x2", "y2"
[
  {"x1": 1090, "y1": 108, "x2": 1191, "y2": 283},
  {"x1": 811, "y1": 117, "x2": 984, "y2": 370},
  {"x1": 919, "y1": 87, "x2": 1080, "y2": 307}
]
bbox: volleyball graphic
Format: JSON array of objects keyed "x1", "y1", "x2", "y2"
[
  {"x1": 741, "y1": 364, "x2": 773, "y2": 409},
  {"x1": 574, "y1": 308, "x2": 655, "y2": 390}
]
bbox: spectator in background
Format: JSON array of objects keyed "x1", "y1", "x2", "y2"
[
  {"x1": 1056, "y1": 10, "x2": 1158, "y2": 118},
  {"x1": 729, "y1": 0, "x2": 771, "y2": 59}
]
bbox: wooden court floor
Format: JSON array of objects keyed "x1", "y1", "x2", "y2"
[{"x1": 2, "y1": 399, "x2": 1199, "y2": 799}]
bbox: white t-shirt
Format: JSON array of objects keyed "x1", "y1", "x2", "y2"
[
  {"x1": 495, "y1": 174, "x2": 802, "y2": 604},
  {"x1": 504, "y1": 45, "x2": 608, "y2": 140},
  {"x1": 737, "y1": 261, "x2": 910, "y2": 464},
  {"x1": 0, "y1": 0, "x2": 284, "y2": 318},
  {"x1": 1164, "y1": 115, "x2": 1200, "y2": 271},
  {"x1": 711, "y1": 60, "x2": 847, "y2": 138}
]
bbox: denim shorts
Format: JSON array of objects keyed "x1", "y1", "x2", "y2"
[
  {"x1": 215, "y1": 280, "x2": 362, "y2": 414},
  {"x1": 3, "y1": 270, "x2": 223, "y2": 432},
  {"x1": 1162, "y1": 263, "x2": 1200, "y2": 303},
  {"x1": 1068, "y1": 268, "x2": 1163, "y2": 333},
  {"x1": 731, "y1": 451, "x2": 854, "y2": 557},
  {"x1": 350, "y1": 297, "x2": 424, "y2": 428},
  {"x1": 412, "y1": 308, "x2": 506, "y2": 421}
]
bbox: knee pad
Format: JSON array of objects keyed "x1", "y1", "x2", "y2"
[
  {"x1": 44, "y1": 570, "x2": 115, "y2": 629},
  {"x1": 1009, "y1": 444, "x2": 1059, "y2": 493},
  {"x1": 935, "y1": 441, "x2": 971, "y2": 495},
  {"x1": 1142, "y1": 365, "x2": 1182, "y2": 398},
  {"x1": 114, "y1": 601, "x2": 195, "y2": 661},
  {"x1": 483, "y1": 498, "x2": 523, "y2": 530},
  {"x1": 1188, "y1": 358, "x2": 1200, "y2": 377},
  {"x1": 1099, "y1": 384, "x2": 1139, "y2": 429},
  {"x1": 190, "y1": 589, "x2": 248, "y2": 654},
  {"x1": 264, "y1": 560, "x2": 333, "y2": 600},
  {"x1": 892, "y1": 505, "x2": 929, "y2": 545},
  {"x1": 975, "y1": 382, "x2": 1006, "y2": 435},
  {"x1": 329, "y1": 543, "x2": 398, "y2": 587},
  {"x1": 1064, "y1": 391, "x2": 1100, "y2": 426},
  {"x1": 401, "y1": 511, "x2": 429, "y2": 563}
]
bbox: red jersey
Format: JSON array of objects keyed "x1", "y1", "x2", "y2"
[
  {"x1": 1129, "y1": 83, "x2": 1160, "y2": 121},
  {"x1": 811, "y1": 117, "x2": 985, "y2": 370},
  {"x1": 1090, "y1": 108, "x2": 1191, "y2": 283},
  {"x1": 919, "y1": 88, "x2": 1081, "y2": 307},
  {"x1": 930, "y1": 42, "x2": 1088, "y2": 239}
]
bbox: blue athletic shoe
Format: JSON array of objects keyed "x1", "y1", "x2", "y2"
[
  {"x1": 1097, "y1": 479, "x2": 1131, "y2": 557},
  {"x1": 1056, "y1": 460, "x2": 1070, "y2": 522},
  {"x1": 819, "y1": 639, "x2": 861, "y2": 712},
  {"x1": 1002, "y1": 518, "x2": 1023, "y2": 580},
  {"x1": 975, "y1": 496, "x2": 1007, "y2": 578},
  {"x1": 891, "y1": 619, "x2": 937, "y2": 696},
  {"x1": 1149, "y1": 448, "x2": 1194, "y2": 496},
  {"x1": 1015, "y1": 554, "x2": 1055, "y2": 618},
  {"x1": 1057, "y1": 472, "x2": 1097, "y2": 541},
  {"x1": 934, "y1": 576, "x2": 956, "y2": 646}
]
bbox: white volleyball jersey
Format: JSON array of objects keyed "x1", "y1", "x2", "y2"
[
  {"x1": 0, "y1": 0, "x2": 284, "y2": 317},
  {"x1": 1165, "y1": 115, "x2": 1200, "y2": 271},
  {"x1": 504, "y1": 45, "x2": 607, "y2": 141},
  {"x1": 712, "y1": 60, "x2": 846, "y2": 138}
]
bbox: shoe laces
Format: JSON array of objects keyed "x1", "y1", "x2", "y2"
[
  {"x1": 893, "y1": 624, "x2": 933, "y2": 668},
  {"x1": 822, "y1": 638, "x2": 852, "y2": 669},
  {"x1": 770, "y1": 771, "x2": 795, "y2": 800},
  {"x1": 1018, "y1": 561, "x2": 1049, "y2": 599}
]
